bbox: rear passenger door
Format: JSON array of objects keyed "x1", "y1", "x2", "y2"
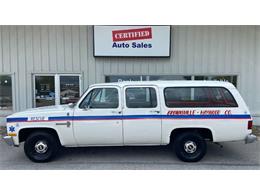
[{"x1": 122, "y1": 86, "x2": 162, "y2": 145}]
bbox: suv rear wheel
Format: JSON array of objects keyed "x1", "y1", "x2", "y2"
[
  {"x1": 173, "y1": 132, "x2": 207, "y2": 162},
  {"x1": 24, "y1": 131, "x2": 60, "y2": 162}
]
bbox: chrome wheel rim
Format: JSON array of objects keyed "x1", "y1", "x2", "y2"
[
  {"x1": 184, "y1": 141, "x2": 197, "y2": 154},
  {"x1": 34, "y1": 140, "x2": 48, "y2": 154}
]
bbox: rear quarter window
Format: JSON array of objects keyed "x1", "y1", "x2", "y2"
[{"x1": 164, "y1": 87, "x2": 238, "y2": 108}]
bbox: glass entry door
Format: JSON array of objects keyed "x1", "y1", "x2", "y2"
[
  {"x1": 60, "y1": 76, "x2": 80, "y2": 104},
  {"x1": 34, "y1": 74, "x2": 81, "y2": 107},
  {"x1": 0, "y1": 75, "x2": 13, "y2": 116},
  {"x1": 35, "y1": 76, "x2": 55, "y2": 107}
]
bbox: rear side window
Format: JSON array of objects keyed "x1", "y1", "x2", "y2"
[
  {"x1": 164, "y1": 87, "x2": 238, "y2": 107},
  {"x1": 126, "y1": 87, "x2": 157, "y2": 108}
]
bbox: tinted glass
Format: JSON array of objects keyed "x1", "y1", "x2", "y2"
[
  {"x1": 0, "y1": 75, "x2": 12, "y2": 112},
  {"x1": 60, "y1": 76, "x2": 80, "y2": 104},
  {"x1": 194, "y1": 75, "x2": 237, "y2": 87},
  {"x1": 105, "y1": 75, "x2": 142, "y2": 82},
  {"x1": 164, "y1": 87, "x2": 238, "y2": 107},
  {"x1": 126, "y1": 87, "x2": 157, "y2": 108},
  {"x1": 35, "y1": 76, "x2": 55, "y2": 107},
  {"x1": 105, "y1": 75, "x2": 192, "y2": 83},
  {"x1": 80, "y1": 88, "x2": 118, "y2": 109},
  {"x1": 148, "y1": 75, "x2": 192, "y2": 81}
]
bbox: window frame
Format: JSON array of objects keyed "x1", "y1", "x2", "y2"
[
  {"x1": 163, "y1": 86, "x2": 238, "y2": 108},
  {"x1": 33, "y1": 73, "x2": 82, "y2": 107},
  {"x1": 79, "y1": 87, "x2": 120, "y2": 109},
  {"x1": 125, "y1": 86, "x2": 158, "y2": 109}
]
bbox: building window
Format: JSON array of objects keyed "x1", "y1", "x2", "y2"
[
  {"x1": 105, "y1": 75, "x2": 143, "y2": 82},
  {"x1": 146, "y1": 75, "x2": 191, "y2": 81},
  {"x1": 105, "y1": 75, "x2": 191, "y2": 83},
  {"x1": 60, "y1": 76, "x2": 80, "y2": 105},
  {"x1": 105, "y1": 75, "x2": 237, "y2": 87},
  {"x1": 194, "y1": 75, "x2": 237, "y2": 87},
  {"x1": 35, "y1": 76, "x2": 55, "y2": 107},
  {"x1": 0, "y1": 75, "x2": 13, "y2": 112},
  {"x1": 34, "y1": 74, "x2": 81, "y2": 107}
]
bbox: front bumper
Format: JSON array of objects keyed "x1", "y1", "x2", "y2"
[
  {"x1": 3, "y1": 136, "x2": 15, "y2": 146},
  {"x1": 245, "y1": 134, "x2": 257, "y2": 144}
]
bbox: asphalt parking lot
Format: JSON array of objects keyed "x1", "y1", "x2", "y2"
[{"x1": 0, "y1": 137, "x2": 259, "y2": 170}]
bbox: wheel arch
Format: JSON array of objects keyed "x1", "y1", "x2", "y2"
[
  {"x1": 18, "y1": 127, "x2": 61, "y2": 145},
  {"x1": 169, "y1": 127, "x2": 215, "y2": 144}
]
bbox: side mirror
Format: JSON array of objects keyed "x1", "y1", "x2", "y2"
[{"x1": 83, "y1": 104, "x2": 91, "y2": 111}]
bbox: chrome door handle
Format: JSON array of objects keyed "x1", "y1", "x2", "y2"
[
  {"x1": 111, "y1": 111, "x2": 122, "y2": 114},
  {"x1": 150, "y1": 110, "x2": 160, "y2": 113},
  {"x1": 56, "y1": 121, "x2": 71, "y2": 127}
]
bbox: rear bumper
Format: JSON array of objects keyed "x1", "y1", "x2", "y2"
[
  {"x1": 245, "y1": 134, "x2": 257, "y2": 144},
  {"x1": 3, "y1": 136, "x2": 15, "y2": 146}
]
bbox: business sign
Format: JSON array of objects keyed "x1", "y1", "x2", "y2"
[{"x1": 94, "y1": 26, "x2": 171, "y2": 57}]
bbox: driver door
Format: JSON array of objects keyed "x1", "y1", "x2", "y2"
[{"x1": 73, "y1": 86, "x2": 123, "y2": 146}]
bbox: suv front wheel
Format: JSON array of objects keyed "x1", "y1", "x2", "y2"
[
  {"x1": 173, "y1": 132, "x2": 207, "y2": 162},
  {"x1": 24, "y1": 131, "x2": 60, "y2": 163}
]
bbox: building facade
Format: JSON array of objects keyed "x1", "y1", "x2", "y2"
[{"x1": 0, "y1": 25, "x2": 260, "y2": 125}]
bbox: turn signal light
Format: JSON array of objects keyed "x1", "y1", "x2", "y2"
[{"x1": 248, "y1": 120, "x2": 253, "y2": 129}]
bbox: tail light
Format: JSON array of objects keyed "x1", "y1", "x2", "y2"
[{"x1": 248, "y1": 120, "x2": 253, "y2": 130}]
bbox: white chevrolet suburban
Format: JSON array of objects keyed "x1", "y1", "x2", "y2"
[{"x1": 4, "y1": 81, "x2": 257, "y2": 162}]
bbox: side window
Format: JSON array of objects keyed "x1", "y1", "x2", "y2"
[
  {"x1": 210, "y1": 88, "x2": 238, "y2": 107},
  {"x1": 79, "y1": 88, "x2": 119, "y2": 109},
  {"x1": 126, "y1": 87, "x2": 157, "y2": 108},
  {"x1": 164, "y1": 87, "x2": 238, "y2": 108}
]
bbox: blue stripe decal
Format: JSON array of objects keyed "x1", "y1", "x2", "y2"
[
  {"x1": 70, "y1": 114, "x2": 251, "y2": 120},
  {"x1": 7, "y1": 114, "x2": 251, "y2": 122},
  {"x1": 118, "y1": 115, "x2": 161, "y2": 119},
  {"x1": 161, "y1": 114, "x2": 251, "y2": 119},
  {"x1": 49, "y1": 116, "x2": 74, "y2": 121},
  {"x1": 6, "y1": 117, "x2": 28, "y2": 122},
  {"x1": 70, "y1": 115, "x2": 123, "y2": 120}
]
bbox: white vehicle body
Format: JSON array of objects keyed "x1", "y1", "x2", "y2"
[{"x1": 5, "y1": 81, "x2": 255, "y2": 148}]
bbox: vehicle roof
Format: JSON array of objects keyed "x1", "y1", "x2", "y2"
[{"x1": 90, "y1": 80, "x2": 235, "y2": 88}]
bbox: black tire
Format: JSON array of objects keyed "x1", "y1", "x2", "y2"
[
  {"x1": 173, "y1": 132, "x2": 207, "y2": 162},
  {"x1": 24, "y1": 131, "x2": 60, "y2": 163}
]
